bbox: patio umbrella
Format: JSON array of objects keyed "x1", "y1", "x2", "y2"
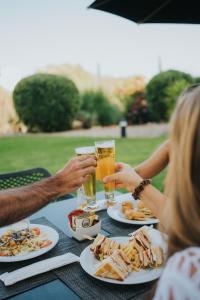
[{"x1": 88, "y1": 0, "x2": 200, "y2": 24}]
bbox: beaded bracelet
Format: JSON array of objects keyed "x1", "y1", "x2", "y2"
[{"x1": 132, "y1": 179, "x2": 152, "y2": 200}]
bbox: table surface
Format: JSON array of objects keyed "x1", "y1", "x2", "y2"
[
  {"x1": 7, "y1": 192, "x2": 150, "y2": 300},
  {"x1": 9, "y1": 192, "x2": 108, "y2": 300}
]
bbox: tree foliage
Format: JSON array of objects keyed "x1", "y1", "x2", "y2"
[
  {"x1": 125, "y1": 92, "x2": 149, "y2": 124},
  {"x1": 80, "y1": 89, "x2": 122, "y2": 126},
  {"x1": 165, "y1": 79, "x2": 191, "y2": 119},
  {"x1": 146, "y1": 70, "x2": 193, "y2": 121}
]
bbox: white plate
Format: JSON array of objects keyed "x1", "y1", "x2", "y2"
[
  {"x1": 0, "y1": 224, "x2": 59, "y2": 262},
  {"x1": 80, "y1": 226, "x2": 166, "y2": 284},
  {"x1": 107, "y1": 193, "x2": 159, "y2": 225}
]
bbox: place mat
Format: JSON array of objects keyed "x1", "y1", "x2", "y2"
[
  {"x1": 54, "y1": 210, "x2": 156, "y2": 300},
  {"x1": 55, "y1": 259, "x2": 154, "y2": 300},
  {"x1": 0, "y1": 211, "x2": 158, "y2": 300},
  {"x1": 0, "y1": 217, "x2": 78, "y2": 300},
  {"x1": 99, "y1": 210, "x2": 140, "y2": 237}
]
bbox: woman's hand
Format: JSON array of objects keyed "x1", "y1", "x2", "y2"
[{"x1": 103, "y1": 162, "x2": 143, "y2": 192}]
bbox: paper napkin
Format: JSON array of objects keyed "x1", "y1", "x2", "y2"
[{"x1": 0, "y1": 252, "x2": 79, "y2": 286}]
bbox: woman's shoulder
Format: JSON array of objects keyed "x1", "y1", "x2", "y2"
[
  {"x1": 167, "y1": 246, "x2": 200, "y2": 269},
  {"x1": 153, "y1": 247, "x2": 200, "y2": 300}
]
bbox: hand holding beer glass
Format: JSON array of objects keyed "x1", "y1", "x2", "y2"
[
  {"x1": 75, "y1": 146, "x2": 97, "y2": 209},
  {"x1": 95, "y1": 140, "x2": 116, "y2": 205}
]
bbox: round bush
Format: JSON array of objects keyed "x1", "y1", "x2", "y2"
[
  {"x1": 146, "y1": 70, "x2": 193, "y2": 122},
  {"x1": 80, "y1": 89, "x2": 122, "y2": 126},
  {"x1": 13, "y1": 73, "x2": 80, "y2": 132},
  {"x1": 97, "y1": 102, "x2": 122, "y2": 126}
]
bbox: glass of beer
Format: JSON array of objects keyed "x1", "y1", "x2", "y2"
[
  {"x1": 95, "y1": 140, "x2": 116, "y2": 205},
  {"x1": 75, "y1": 146, "x2": 97, "y2": 209}
]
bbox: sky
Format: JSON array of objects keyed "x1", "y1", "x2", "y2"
[{"x1": 0, "y1": 0, "x2": 200, "y2": 90}]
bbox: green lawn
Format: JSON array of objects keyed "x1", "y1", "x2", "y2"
[{"x1": 0, "y1": 135, "x2": 166, "y2": 191}]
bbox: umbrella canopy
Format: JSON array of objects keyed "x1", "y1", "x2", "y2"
[{"x1": 89, "y1": 0, "x2": 200, "y2": 24}]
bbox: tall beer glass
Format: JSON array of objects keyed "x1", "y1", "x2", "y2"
[
  {"x1": 95, "y1": 140, "x2": 115, "y2": 204},
  {"x1": 75, "y1": 146, "x2": 97, "y2": 209}
]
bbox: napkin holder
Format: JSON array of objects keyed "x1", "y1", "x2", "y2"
[{"x1": 69, "y1": 220, "x2": 101, "y2": 241}]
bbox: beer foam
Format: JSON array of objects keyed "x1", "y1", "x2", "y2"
[
  {"x1": 75, "y1": 146, "x2": 95, "y2": 155},
  {"x1": 95, "y1": 140, "x2": 115, "y2": 148}
]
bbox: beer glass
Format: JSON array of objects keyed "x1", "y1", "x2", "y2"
[
  {"x1": 95, "y1": 140, "x2": 115, "y2": 204},
  {"x1": 75, "y1": 146, "x2": 97, "y2": 209}
]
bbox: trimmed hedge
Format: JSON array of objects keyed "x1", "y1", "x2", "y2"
[{"x1": 13, "y1": 73, "x2": 80, "y2": 132}]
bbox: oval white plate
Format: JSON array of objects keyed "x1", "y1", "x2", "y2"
[
  {"x1": 107, "y1": 193, "x2": 159, "y2": 225},
  {"x1": 80, "y1": 227, "x2": 166, "y2": 285},
  {"x1": 0, "y1": 224, "x2": 59, "y2": 262}
]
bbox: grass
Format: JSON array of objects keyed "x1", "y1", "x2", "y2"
[{"x1": 0, "y1": 135, "x2": 167, "y2": 191}]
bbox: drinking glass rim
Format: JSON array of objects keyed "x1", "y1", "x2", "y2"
[
  {"x1": 94, "y1": 140, "x2": 115, "y2": 147},
  {"x1": 75, "y1": 146, "x2": 95, "y2": 155}
]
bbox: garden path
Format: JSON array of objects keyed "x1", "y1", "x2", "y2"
[{"x1": 50, "y1": 123, "x2": 168, "y2": 138}]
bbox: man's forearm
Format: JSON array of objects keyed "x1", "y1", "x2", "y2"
[
  {"x1": 0, "y1": 175, "x2": 64, "y2": 227},
  {"x1": 0, "y1": 155, "x2": 97, "y2": 227}
]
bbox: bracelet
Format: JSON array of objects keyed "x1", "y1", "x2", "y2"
[{"x1": 132, "y1": 179, "x2": 152, "y2": 200}]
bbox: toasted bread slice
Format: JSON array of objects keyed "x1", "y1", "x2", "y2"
[
  {"x1": 137, "y1": 246, "x2": 164, "y2": 268},
  {"x1": 111, "y1": 250, "x2": 130, "y2": 275},
  {"x1": 117, "y1": 249, "x2": 131, "y2": 265},
  {"x1": 134, "y1": 228, "x2": 151, "y2": 250},
  {"x1": 95, "y1": 249, "x2": 132, "y2": 281},
  {"x1": 95, "y1": 257, "x2": 126, "y2": 281},
  {"x1": 150, "y1": 246, "x2": 164, "y2": 267},
  {"x1": 90, "y1": 234, "x2": 106, "y2": 252}
]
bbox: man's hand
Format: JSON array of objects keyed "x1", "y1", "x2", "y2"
[
  {"x1": 103, "y1": 162, "x2": 142, "y2": 192},
  {"x1": 0, "y1": 155, "x2": 97, "y2": 227},
  {"x1": 56, "y1": 155, "x2": 96, "y2": 195}
]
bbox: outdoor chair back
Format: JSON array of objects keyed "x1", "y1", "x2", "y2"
[{"x1": 0, "y1": 167, "x2": 73, "y2": 201}]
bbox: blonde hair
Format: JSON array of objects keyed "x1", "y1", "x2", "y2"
[{"x1": 165, "y1": 85, "x2": 200, "y2": 257}]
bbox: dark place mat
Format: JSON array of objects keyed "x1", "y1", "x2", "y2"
[
  {"x1": 55, "y1": 261, "x2": 154, "y2": 300},
  {"x1": 0, "y1": 217, "x2": 79, "y2": 300},
  {"x1": 99, "y1": 210, "x2": 140, "y2": 237},
  {"x1": 54, "y1": 210, "x2": 155, "y2": 300},
  {"x1": 0, "y1": 211, "x2": 156, "y2": 300}
]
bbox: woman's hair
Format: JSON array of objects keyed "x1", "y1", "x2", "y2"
[{"x1": 165, "y1": 84, "x2": 200, "y2": 257}]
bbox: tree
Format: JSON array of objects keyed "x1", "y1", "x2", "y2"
[
  {"x1": 125, "y1": 92, "x2": 149, "y2": 124},
  {"x1": 165, "y1": 79, "x2": 191, "y2": 119},
  {"x1": 146, "y1": 70, "x2": 193, "y2": 121}
]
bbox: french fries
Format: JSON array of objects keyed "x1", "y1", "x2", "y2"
[{"x1": 91, "y1": 227, "x2": 164, "y2": 281}]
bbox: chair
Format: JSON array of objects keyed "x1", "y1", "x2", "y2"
[{"x1": 0, "y1": 167, "x2": 73, "y2": 200}]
